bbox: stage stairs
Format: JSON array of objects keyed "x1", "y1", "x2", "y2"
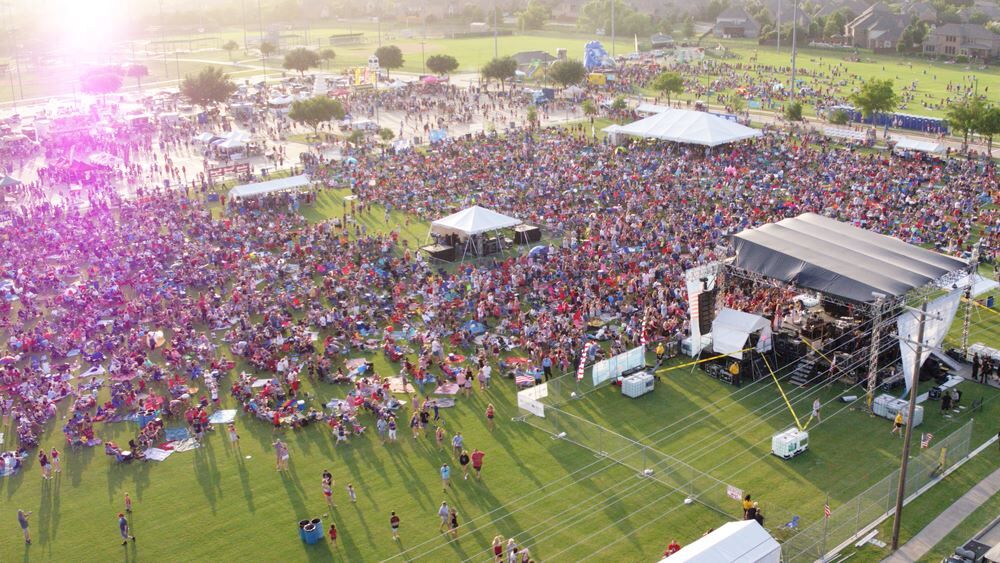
[{"x1": 789, "y1": 354, "x2": 818, "y2": 387}]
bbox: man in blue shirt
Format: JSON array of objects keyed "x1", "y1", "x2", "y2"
[
  {"x1": 440, "y1": 463, "x2": 451, "y2": 491},
  {"x1": 119, "y1": 513, "x2": 135, "y2": 545}
]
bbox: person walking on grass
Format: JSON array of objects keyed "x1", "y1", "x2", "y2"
[
  {"x1": 274, "y1": 439, "x2": 289, "y2": 471},
  {"x1": 492, "y1": 535, "x2": 505, "y2": 561},
  {"x1": 486, "y1": 403, "x2": 496, "y2": 432},
  {"x1": 347, "y1": 483, "x2": 357, "y2": 503},
  {"x1": 118, "y1": 513, "x2": 135, "y2": 545},
  {"x1": 441, "y1": 463, "x2": 451, "y2": 491},
  {"x1": 448, "y1": 508, "x2": 459, "y2": 538},
  {"x1": 812, "y1": 398, "x2": 821, "y2": 423},
  {"x1": 438, "y1": 501, "x2": 450, "y2": 532},
  {"x1": 124, "y1": 493, "x2": 133, "y2": 513},
  {"x1": 17, "y1": 509, "x2": 31, "y2": 545},
  {"x1": 892, "y1": 412, "x2": 903, "y2": 437},
  {"x1": 459, "y1": 449, "x2": 471, "y2": 480},
  {"x1": 390, "y1": 511, "x2": 401, "y2": 540},
  {"x1": 322, "y1": 471, "x2": 335, "y2": 508},
  {"x1": 50, "y1": 447, "x2": 61, "y2": 474},
  {"x1": 472, "y1": 448, "x2": 486, "y2": 480},
  {"x1": 452, "y1": 432, "x2": 464, "y2": 456},
  {"x1": 38, "y1": 451, "x2": 51, "y2": 480},
  {"x1": 228, "y1": 423, "x2": 240, "y2": 449},
  {"x1": 328, "y1": 522, "x2": 337, "y2": 546},
  {"x1": 435, "y1": 425, "x2": 446, "y2": 449},
  {"x1": 387, "y1": 416, "x2": 398, "y2": 443}
]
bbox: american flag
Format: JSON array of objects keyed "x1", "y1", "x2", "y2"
[
  {"x1": 824, "y1": 503, "x2": 831, "y2": 519},
  {"x1": 515, "y1": 374, "x2": 535, "y2": 387},
  {"x1": 921, "y1": 433, "x2": 933, "y2": 448}
]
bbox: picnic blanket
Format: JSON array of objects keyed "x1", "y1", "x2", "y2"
[
  {"x1": 172, "y1": 438, "x2": 201, "y2": 453},
  {"x1": 144, "y1": 448, "x2": 173, "y2": 462},
  {"x1": 326, "y1": 398, "x2": 350, "y2": 411},
  {"x1": 426, "y1": 398, "x2": 456, "y2": 408},
  {"x1": 78, "y1": 365, "x2": 107, "y2": 378},
  {"x1": 208, "y1": 410, "x2": 237, "y2": 424},
  {"x1": 251, "y1": 378, "x2": 271, "y2": 388},
  {"x1": 387, "y1": 377, "x2": 415, "y2": 394},
  {"x1": 164, "y1": 427, "x2": 190, "y2": 441},
  {"x1": 433, "y1": 383, "x2": 460, "y2": 395}
]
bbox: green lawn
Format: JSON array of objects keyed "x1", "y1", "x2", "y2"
[{"x1": 923, "y1": 487, "x2": 1000, "y2": 562}]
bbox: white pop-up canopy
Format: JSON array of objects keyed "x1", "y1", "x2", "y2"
[
  {"x1": 430, "y1": 205, "x2": 522, "y2": 237},
  {"x1": 662, "y1": 520, "x2": 781, "y2": 563},
  {"x1": 229, "y1": 174, "x2": 311, "y2": 199},
  {"x1": 891, "y1": 135, "x2": 946, "y2": 155},
  {"x1": 604, "y1": 109, "x2": 762, "y2": 147},
  {"x1": 711, "y1": 308, "x2": 773, "y2": 360}
]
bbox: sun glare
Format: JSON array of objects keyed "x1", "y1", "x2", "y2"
[{"x1": 50, "y1": 0, "x2": 123, "y2": 54}]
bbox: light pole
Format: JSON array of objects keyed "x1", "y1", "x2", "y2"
[
  {"x1": 241, "y1": 0, "x2": 248, "y2": 52},
  {"x1": 611, "y1": 0, "x2": 616, "y2": 59},
  {"x1": 258, "y1": 0, "x2": 266, "y2": 87},
  {"x1": 160, "y1": 0, "x2": 169, "y2": 76},
  {"x1": 790, "y1": 0, "x2": 798, "y2": 99},
  {"x1": 493, "y1": 0, "x2": 498, "y2": 58},
  {"x1": 777, "y1": 0, "x2": 782, "y2": 53}
]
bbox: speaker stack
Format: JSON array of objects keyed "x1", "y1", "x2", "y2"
[{"x1": 697, "y1": 289, "x2": 717, "y2": 334}]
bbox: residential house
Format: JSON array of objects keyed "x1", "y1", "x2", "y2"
[
  {"x1": 714, "y1": 6, "x2": 761, "y2": 38},
  {"x1": 650, "y1": 33, "x2": 675, "y2": 49},
  {"x1": 901, "y1": 0, "x2": 937, "y2": 23},
  {"x1": 922, "y1": 23, "x2": 1000, "y2": 60},
  {"x1": 843, "y1": 2, "x2": 908, "y2": 51}
]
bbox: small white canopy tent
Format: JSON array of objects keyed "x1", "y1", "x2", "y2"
[
  {"x1": 229, "y1": 174, "x2": 311, "y2": 200},
  {"x1": 891, "y1": 135, "x2": 946, "y2": 156},
  {"x1": 636, "y1": 102, "x2": 671, "y2": 115},
  {"x1": 711, "y1": 308, "x2": 773, "y2": 360},
  {"x1": 603, "y1": 109, "x2": 761, "y2": 147},
  {"x1": 662, "y1": 520, "x2": 780, "y2": 563},
  {"x1": 429, "y1": 206, "x2": 522, "y2": 260}
]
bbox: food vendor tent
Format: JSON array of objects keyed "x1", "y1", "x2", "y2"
[
  {"x1": 661, "y1": 520, "x2": 780, "y2": 563},
  {"x1": 430, "y1": 205, "x2": 522, "y2": 237}
]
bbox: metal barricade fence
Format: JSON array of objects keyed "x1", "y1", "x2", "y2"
[{"x1": 780, "y1": 419, "x2": 975, "y2": 562}]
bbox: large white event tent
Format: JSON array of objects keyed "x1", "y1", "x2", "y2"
[
  {"x1": 429, "y1": 205, "x2": 522, "y2": 259},
  {"x1": 228, "y1": 174, "x2": 311, "y2": 199},
  {"x1": 891, "y1": 135, "x2": 946, "y2": 156},
  {"x1": 662, "y1": 520, "x2": 781, "y2": 563},
  {"x1": 604, "y1": 109, "x2": 762, "y2": 147}
]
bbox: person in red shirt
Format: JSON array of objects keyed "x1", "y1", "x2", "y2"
[
  {"x1": 328, "y1": 523, "x2": 337, "y2": 546},
  {"x1": 471, "y1": 448, "x2": 486, "y2": 480},
  {"x1": 664, "y1": 539, "x2": 681, "y2": 556}
]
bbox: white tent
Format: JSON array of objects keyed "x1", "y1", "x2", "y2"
[
  {"x1": 215, "y1": 131, "x2": 251, "y2": 151},
  {"x1": 662, "y1": 520, "x2": 780, "y2": 563},
  {"x1": 711, "y1": 308, "x2": 773, "y2": 360},
  {"x1": 229, "y1": 174, "x2": 311, "y2": 199},
  {"x1": 430, "y1": 205, "x2": 522, "y2": 237},
  {"x1": 636, "y1": 102, "x2": 671, "y2": 115},
  {"x1": 891, "y1": 135, "x2": 946, "y2": 155},
  {"x1": 603, "y1": 109, "x2": 762, "y2": 147}
]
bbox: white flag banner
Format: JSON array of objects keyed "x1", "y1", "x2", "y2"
[{"x1": 897, "y1": 289, "x2": 962, "y2": 391}]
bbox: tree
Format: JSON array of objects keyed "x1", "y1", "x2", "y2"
[
  {"x1": 283, "y1": 48, "x2": 321, "y2": 76},
  {"x1": 784, "y1": 101, "x2": 803, "y2": 121},
  {"x1": 976, "y1": 106, "x2": 1000, "y2": 156},
  {"x1": 481, "y1": 56, "x2": 518, "y2": 89},
  {"x1": 518, "y1": 0, "x2": 551, "y2": 30},
  {"x1": 126, "y1": 64, "x2": 149, "y2": 91},
  {"x1": 610, "y1": 95, "x2": 627, "y2": 112},
  {"x1": 180, "y1": 66, "x2": 238, "y2": 108},
  {"x1": 259, "y1": 41, "x2": 277, "y2": 58},
  {"x1": 378, "y1": 127, "x2": 395, "y2": 142},
  {"x1": 581, "y1": 99, "x2": 597, "y2": 118},
  {"x1": 849, "y1": 78, "x2": 898, "y2": 126},
  {"x1": 347, "y1": 129, "x2": 366, "y2": 147},
  {"x1": 319, "y1": 49, "x2": 337, "y2": 69},
  {"x1": 651, "y1": 71, "x2": 684, "y2": 105},
  {"x1": 578, "y1": 0, "x2": 654, "y2": 37},
  {"x1": 223, "y1": 40, "x2": 240, "y2": 60},
  {"x1": 728, "y1": 93, "x2": 746, "y2": 117},
  {"x1": 81, "y1": 68, "x2": 123, "y2": 99},
  {"x1": 946, "y1": 97, "x2": 983, "y2": 148},
  {"x1": 426, "y1": 54, "x2": 459, "y2": 75},
  {"x1": 682, "y1": 15, "x2": 695, "y2": 39},
  {"x1": 288, "y1": 96, "x2": 346, "y2": 137},
  {"x1": 526, "y1": 105, "x2": 539, "y2": 128},
  {"x1": 547, "y1": 59, "x2": 587, "y2": 87},
  {"x1": 374, "y1": 45, "x2": 404, "y2": 77}
]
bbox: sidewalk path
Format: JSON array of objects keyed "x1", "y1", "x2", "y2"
[{"x1": 883, "y1": 464, "x2": 1000, "y2": 562}]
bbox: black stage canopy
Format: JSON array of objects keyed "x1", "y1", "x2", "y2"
[{"x1": 731, "y1": 213, "x2": 968, "y2": 304}]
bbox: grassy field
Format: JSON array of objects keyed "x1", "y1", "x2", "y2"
[
  {"x1": 924, "y1": 487, "x2": 1000, "y2": 561},
  {"x1": 2, "y1": 182, "x2": 997, "y2": 562}
]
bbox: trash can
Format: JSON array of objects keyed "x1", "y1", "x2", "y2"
[
  {"x1": 303, "y1": 523, "x2": 317, "y2": 544},
  {"x1": 299, "y1": 519, "x2": 310, "y2": 542},
  {"x1": 306, "y1": 518, "x2": 323, "y2": 544}
]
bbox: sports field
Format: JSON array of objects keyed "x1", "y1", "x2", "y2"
[{"x1": 2, "y1": 185, "x2": 997, "y2": 562}]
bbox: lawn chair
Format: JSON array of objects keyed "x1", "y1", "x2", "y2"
[{"x1": 783, "y1": 516, "x2": 800, "y2": 529}]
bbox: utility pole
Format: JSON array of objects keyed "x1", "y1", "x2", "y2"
[
  {"x1": 790, "y1": 0, "x2": 798, "y2": 98},
  {"x1": 258, "y1": 0, "x2": 266, "y2": 88},
  {"x1": 890, "y1": 299, "x2": 928, "y2": 552},
  {"x1": 493, "y1": 0, "x2": 498, "y2": 58},
  {"x1": 777, "y1": 0, "x2": 782, "y2": 53},
  {"x1": 241, "y1": 0, "x2": 248, "y2": 52},
  {"x1": 611, "y1": 0, "x2": 616, "y2": 59}
]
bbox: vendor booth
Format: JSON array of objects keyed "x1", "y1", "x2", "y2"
[
  {"x1": 424, "y1": 206, "x2": 523, "y2": 262},
  {"x1": 663, "y1": 520, "x2": 780, "y2": 563}
]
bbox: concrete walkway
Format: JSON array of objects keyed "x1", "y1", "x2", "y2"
[{"x1": 883, "y1": 464, "x2": 1000, "y2": 562}]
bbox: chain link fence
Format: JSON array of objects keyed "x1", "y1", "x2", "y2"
[{"x1": 781, "y1": 419, "x2": 975, "y2": 562}]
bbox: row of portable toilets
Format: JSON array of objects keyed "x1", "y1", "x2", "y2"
[{"x1": 298, "y1": 517, "x2": 324, "y2": 545}]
